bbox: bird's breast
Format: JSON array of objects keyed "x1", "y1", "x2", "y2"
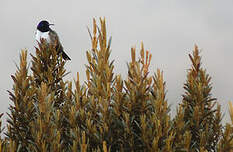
[{"x1": 35, "y1": 30, "x2": 51, "y2": 43}]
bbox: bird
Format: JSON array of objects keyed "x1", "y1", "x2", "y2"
[{"x1": 36, "y1": 20, "x2": 71, "y2": 60}]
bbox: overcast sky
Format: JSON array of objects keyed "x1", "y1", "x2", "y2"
[{"x1": 1, "y1": 0, "x2": 233, "y2": 124}]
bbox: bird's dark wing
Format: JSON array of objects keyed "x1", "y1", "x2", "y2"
[
  {"x1": 49, "y1": 30, "x2": 71, "y2": 60},
  {"x1": 61, "y1": 51, "x2": 71, "y2": 60}
]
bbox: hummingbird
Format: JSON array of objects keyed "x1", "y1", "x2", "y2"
[{"x1": 36, "y1": 20, "x2": 71, "y2": 60}]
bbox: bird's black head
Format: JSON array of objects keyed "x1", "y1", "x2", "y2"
[{"x1": 37, "y1": 20, "x2": 54, "y2": 32}]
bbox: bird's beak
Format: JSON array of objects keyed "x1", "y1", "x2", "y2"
[{"x1": 49, "y1": 24, "x2": 54, "y2": 26}]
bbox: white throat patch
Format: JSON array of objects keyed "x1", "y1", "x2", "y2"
[{"x1": 35, "y1": 30, "x2": 50, "y2": 43}]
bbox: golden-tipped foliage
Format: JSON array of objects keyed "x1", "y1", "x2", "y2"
[
  {"x1": 7, "y1": 38, "x2": 71, "y2": 151},
  {"x1": 217, "y1": 123, "x2": 233, "y2": 152},
  {"x1": 7, "y1": 50, "x2": 36, "y2": 151},
  {"x1": 4, "y1": 18, "x2": 232, "y2": 152},
  {"x1": 31, "y1": 39, "x2": 69, "y2": 107},
  {"x1": 174, "y1": 45, "x2": 223, "y2": 151},
  {"x1": 229, "y1": 102, "x2": 233, "y2": 124}
]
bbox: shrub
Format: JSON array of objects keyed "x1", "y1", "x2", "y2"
[{"x1": 3, "y1": 18, "x2": 233, "y2": 152}]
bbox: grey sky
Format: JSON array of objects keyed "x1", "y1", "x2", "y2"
[{"x1": 1, "y1": 0, "x2": 233, "y2": 124}]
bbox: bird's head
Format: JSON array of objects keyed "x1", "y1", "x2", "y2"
[{"x1": 37, "y1": 20, "x2": 54, "y2": 32}]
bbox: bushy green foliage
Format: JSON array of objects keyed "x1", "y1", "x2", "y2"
[{"x1": 1, "y1": 18, "x2": 233, "y2": 152}]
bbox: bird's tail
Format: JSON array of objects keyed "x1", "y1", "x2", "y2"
[{"x1": 62, "y1": 51, "x2": 71, "y2": 60}]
